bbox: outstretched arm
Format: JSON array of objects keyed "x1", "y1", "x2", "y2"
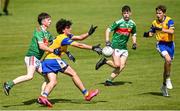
[
  {"x1": 71, "y1": 42, "x2": 92, "y2": 49},
  {"x1": 71, "y1": 42, "x2": 102, "y2": 55},
  {"x1": 71, "y1": 25, "x2": 97, "y2": 41},
  {"x1": 71, "y1": 33, "x2": 89, "y2": 41}
]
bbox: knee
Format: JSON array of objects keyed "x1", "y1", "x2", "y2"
[
  {"x1": 69, "y1": 72, "x2": 78, "y2": 78},
  {"x1": 165, "y1": 58, "x2": 172, "y2": 65},
  {"x1": 26, "y1": 75, "x2": 34, "y2": 80},
  {"x1": 50, "y1": 80, "x2": 57, "y2": 87},
  {"x1": 114, "y1": 63, "x2": 120, "y2": 69}
]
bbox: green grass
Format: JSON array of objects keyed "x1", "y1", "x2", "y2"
[{"x1": 0, "y1": 0, "x2": 180, "y2": 110}]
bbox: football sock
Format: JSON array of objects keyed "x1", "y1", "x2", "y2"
[
  {"x1": 82, "y1": 89, "x2": 89, "y2": 96},
  {"x1": 42, "y1": 92, "x2": 48, "y2": 97},
  {"x1": 107, "y1": 77, "x2": 114, "y2": 82},
  {"x1": 7, "y1": 81, "x2": 14, "y2": 88}
]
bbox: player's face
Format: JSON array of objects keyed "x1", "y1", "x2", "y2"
[
  {"x1": 63, "y1": 26, "x2": 72, "y2": 35},
  {"x1": 156, "y1": 10, "x2": 165, "y2": 22},
  {"x1": 42, "y1": 17, "x2": 51, "y2": 28},
  {"x1": 122, "y1": 11, "x2": 131, "y2": 21}
]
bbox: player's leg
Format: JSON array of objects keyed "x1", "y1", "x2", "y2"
[
  {"x1": 0, "y1": 0, "x2": 2, "y2": 15},
  {"x1": 156, "y1": 42, "x2": 171, "y2": 96},
  {"x1": 105, "y1": 56, "x2": 128, "y2": 86},
  {"x1": 105, "y1": 50, "x2": 128, "y2": 86},
  {"x1": 38, "y1": 59, "x2": 63, "y2": 107},
  {"x1": 38, "y1": 74, "x2": 49, "y2": 95},
  {"x1": 64, "y1": 66, "x2": 99, "y2": 101},
  {"x1": 95, "y1": 57, "x2": 107, "y2": 70},
  {"x1": 36, "y1": 62, "x2": 49, "y2": 95},
  {"x1": 3, "y1": 56, "x2": 38, "y2": 95},
  {"x1": 105, "y1": 50, "x2": 121, "y2": 86},
  {"x1": 163, "y1": 53, "x2": 173, "y2": 89},
  {"x1": 3, "y1": 0, "x2": 9, "y2": 15},
  {"x1": 95, "y1": 56, "x2": 116, "y2": 70},
  {"x1": 41, "y1": 73, "x2": 57, "y2": 97},
  {"x1": 64, "y1": 66, "x2": 85, "y2": 91},
  {"x1": 38, "y1": 73, "x2": 56, "y2": 107},
  {"x1": 12, "y1": 56, "x2": 39, "y2": 83},
  {"x1": 164, "y1": 42, "x2": 174, "y2": 90}
]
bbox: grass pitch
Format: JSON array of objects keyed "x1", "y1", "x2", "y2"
[{"x1": 0, "y1": 0, "x2": 180, "y2": 110}]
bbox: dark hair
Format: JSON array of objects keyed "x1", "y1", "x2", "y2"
[
  {"x1": 56, "y1": 18, "x2": 72, "y2": 34},
  {"x1": 38, "y1": 12, "x2": 51, "y2": 25},
  {"x1": 122, "y1": 5, "x2": 131, "y2": 12},
  {"x1": 156, "y1": 5, "x2": 166, "y2": 13}
]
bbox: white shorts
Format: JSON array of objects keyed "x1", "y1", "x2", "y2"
[
  {"x1": 114, "y1": 49, "x2": 128, "y2": 57},
  {"x1": 24, "y1": 56, "x2": 41, "y2": 69}
]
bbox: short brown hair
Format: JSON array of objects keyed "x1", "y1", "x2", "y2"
[
  {"x1": 156, "y1": 5, "x2": 166, "y2": 13},
  {"x1": 38, "y1": 12, "x2": 51, "y2": 25},
  {"x1": 122, "y1": 5, "x2": 131, "y2": 12}
]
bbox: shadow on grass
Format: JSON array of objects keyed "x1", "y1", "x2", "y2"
[
  {"x1": 0, "y1": 13, "x2": 13, "y2": 16},
  {"x1": 2, "y1": 98, "x2": 107, "y2": 108},
  {"x1": 98, "y1": 81, "x2": 132, "y2": 86},
  {"x1": 50, "y1": 98, "x2": 107, "y2": 104},
  {"x1": 139, "y1": 92, "x2": 166, "y2": 97}
]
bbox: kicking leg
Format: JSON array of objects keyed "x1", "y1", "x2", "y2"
[
  {"x1": 64, "y1": 66, "x2": 99, "y2": 101},
  {"x1": 105, "y1": 55, "x2": 127, "y2": 86}
]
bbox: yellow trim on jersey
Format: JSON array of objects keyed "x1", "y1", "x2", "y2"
[
  {"x1": 152, "y1": 16, "x2": 174, "y2": 42},
  {"x1": 44, "y1": 34, "x2": 76, "y2": 59}
]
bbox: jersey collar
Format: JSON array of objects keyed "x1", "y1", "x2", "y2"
[{"x1": 40, "y1": 25, "x2": 47, "y2": 32}]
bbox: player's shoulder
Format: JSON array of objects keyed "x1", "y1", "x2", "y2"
[
  {"x1": 166, "y1": 16, "x2": 172, "y2": 20},
  {"x1": 56, "y1": 34, "x2": 67, "y2": 38},
  {"x1": 129, "y1": 19, "x2": 136, "y2": 25},
  {"x1": 34, "y1": 27, "x2": 44, "y2": 36},
  {"x1": 55, "y1": 34, "x2": 68, "y2": 41},
  {"x1": 115, "y1": 18, "x2": 124, "y2": 24},
  {"x1": 152, "y1": 19, "x2": 157, "y2": 25},
  {"x1": 165, "y1": 16, "x2": 174, "y2": 24},
  {"x1": 35, "y1": 26, "x2": 42, "y2": 32}
]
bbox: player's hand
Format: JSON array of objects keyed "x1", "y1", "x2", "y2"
[
  {"x1": 88, "y1": 25, "x2": 97, "y2": 36},
  {"x1": 66, "y1": 51, "x2": 76, "y2": 62},
  {"x1": 92, "y1": 44, "x2": 102, "y2": 55},
  {"x1": 132, "y1": 43, "x2": 137, "y2": 50},
  {"x1": 143, "y1": 32, "x2": 149, "y2": 37},
  {"x1": 53, "y1": 48, "x2": 61, "y2": 55},
  {"x1": 106, "y1": 41, "x2": 111, "y2": 46}
]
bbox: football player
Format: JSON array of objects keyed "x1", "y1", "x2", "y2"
[
  {"x1": 143, "y1": 5, "x2": 175, "y2": 97},
  {"x1": 95, "y1": 5, "x2": 137, "y2": 86},
  {"x1": 3, "y1": 12, "x2": 60, "y2": 96},
  {"x1": 37, "y1": 18, "x2": 101, "y2": 107}
]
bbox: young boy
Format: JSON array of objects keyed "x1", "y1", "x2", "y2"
[
  {"x1": 3, "y1": 12, "x2": 61, "y2": 96},
  {"x1": 37, "y1": 18, "x2": 101, "y2": 107},
  {"x1": 95, "y1": 5, "x2": 137, "y2": 86},
  {"x1": 143, "y1": 5, "x2": 175, "y2": 97}
]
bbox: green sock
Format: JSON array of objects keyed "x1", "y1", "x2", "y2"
[
  {"x1": 107, "y1": 77, "x2": 114, "y2": 82},
  {"x1": 7, "y1": 81, "x2": 14, "y2": 88}
]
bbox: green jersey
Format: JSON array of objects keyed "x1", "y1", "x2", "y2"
[
  {"x1": 109, "y1": 18, "x2": 136, "y2": 50},
  {"x1": 26, "y1": 26, "x2": 54, "y2": 59}
]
